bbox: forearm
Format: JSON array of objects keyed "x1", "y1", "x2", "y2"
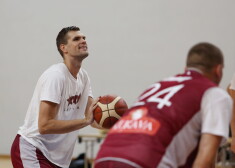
[
  {"x1": 38, "y1": 100, "x2": 92, "y2": 134},
  {"x1": 192, "y1": 134, "x2": 221, "y2": 168},
  {"x1": 230, "y1": 102, "x2": 235, "y2": 135},
  {"x1": 38, "y1": 97, "x2": 99, "y2": 134},
  {"x1": 230, "y1": 103, "x2": 235, "y2": 152},
  {"x1": 39, "y1": 118, "x2": 91, "y2": 134},
  {"x1": 192, "y1": 159, "x2": 215, "y2": 168},
  {"x1": 228, "y1": 88, "x2": 235, "y2": 138}
]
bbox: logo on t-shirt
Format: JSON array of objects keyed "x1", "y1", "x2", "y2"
[
  {"x1": 67, "y1": 94, "x2": 81, "y2": 106},
  {"x1": 65, "y1": 94, "x2": 81, "y2": 111},
  {"x1": 109, "y1": 107, "x2": 160, "y2": 135}
]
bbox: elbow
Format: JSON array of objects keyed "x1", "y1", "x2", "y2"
[
  {"x1": 38, "y1": 128, "x2": 47, "y2": 135},
  {"x1": 38, "y1": 124, "x2": 50, "y2": 134}
]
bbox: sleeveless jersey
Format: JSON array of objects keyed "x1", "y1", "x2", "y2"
[{"x1": 95, "y1": 70, "x2": 229, "y2": 168}]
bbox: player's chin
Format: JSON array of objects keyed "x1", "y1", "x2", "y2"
[{"x1": 79, "y1": 52, "x2": 89, "y2": 60}]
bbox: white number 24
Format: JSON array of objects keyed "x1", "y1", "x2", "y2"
[{"x1": 133, "y1": 76, "x2": 191, "y2": 109}]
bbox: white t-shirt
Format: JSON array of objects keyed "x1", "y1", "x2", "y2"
[
  {"x1": 201, "y1": 87, "x2": 232, "y2": 138},
  {"x1": 230, "y1": 73, "x2": 235, "y2": 90},
  {"x1": 18, "y1": 63, "x2": 93, "y2": 168},
  {"x1": 158, "y1": 87, "x2": 232, "y2": 167}
]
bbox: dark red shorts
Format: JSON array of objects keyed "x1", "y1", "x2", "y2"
[{"x1": 11, "y1": 134, "x2": 61, "y2": 168}]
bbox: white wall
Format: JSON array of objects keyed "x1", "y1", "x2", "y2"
[{"x1": 1, "y1": 0, "x2": 235, "y2": 158}]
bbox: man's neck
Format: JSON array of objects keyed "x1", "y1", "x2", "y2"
[
  {"x1": 186, "y1": 67, "x2": 203, "y2": 74},
  {"x1": 64, "y1": 59, "x2": 82, "y2": 79}
]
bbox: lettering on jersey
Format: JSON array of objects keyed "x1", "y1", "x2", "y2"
[
  {"x1": 148, "y1": 84, "x2": 184, "y2": 109},
  {"x1": 65, "y1": 94, "x2": 81, "y2": 111},
  {"x1": 132, "y1": 76, "x2": 190, "y2": 109},
  {"x1": 109, "y1": 107, "x2": 160, "y2": 135}
]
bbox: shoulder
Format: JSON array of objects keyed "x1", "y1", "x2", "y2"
[
  {"x1": 201, "y1": 87, "x2": 232, "y2": 138},
  {"x1": 40, "y1": 63, "x2": 66, "y2": 81},
  {"x1": 202, "y1": 87, "x2": 232, "y2": 107},
  {"x1": 204, "y1": 87, "x2": 231, "y2": 99}
]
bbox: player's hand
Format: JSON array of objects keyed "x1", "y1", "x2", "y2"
[{"x1": 85, "y1": 97, "x2": 99, "y2": 124}]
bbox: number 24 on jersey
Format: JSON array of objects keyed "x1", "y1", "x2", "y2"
[{"x1": 133, "y1": 76, "x2": 192, "y2": 109}]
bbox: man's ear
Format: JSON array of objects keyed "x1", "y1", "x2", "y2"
[
  {"x1": 213, "y1": 64, "x2": 223, "y2": 84},
  {"x1": 60, "y1": 44, "x2": 67, "y2": 54},
  {"x1": 227, "y1": 84, "x2": 232, "y2": 95},
  {"x1": 215, "y1": 64, "x2": 223, "y2": 77}
]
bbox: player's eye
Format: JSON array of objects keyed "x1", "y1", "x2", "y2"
[
  {"x1": 73, "y1": 36, "x2": 86, "y2": 41},
  {"x1": 73, "y1": 37, "x2": 80, "y2": 41}
]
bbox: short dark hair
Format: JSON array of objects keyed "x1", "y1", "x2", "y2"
[
  {"x1": 186, "y1": 42, "x2": 224, "y2": 72},
  {"x1": 56, "y1": 26, "x2": 80, "y2": 57}
]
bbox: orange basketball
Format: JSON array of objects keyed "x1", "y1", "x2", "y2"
[{"x1": 93, "y1": 95, "x2": 128, "y2": 129}]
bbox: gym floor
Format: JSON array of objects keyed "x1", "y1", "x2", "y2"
[
  {"x1": 0, "y1": 156, "x2": 12, "y2": 168},
  {"x1": 1, "y1": 154, "x2": 233, "y2": 168}
]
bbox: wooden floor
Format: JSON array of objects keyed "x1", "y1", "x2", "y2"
[
  {"x1": 0, "y1": 156, "x2": 12, "y2": 168},
  {"x1": 1, "y1": 154, "x2": 235, "y2": 168}
]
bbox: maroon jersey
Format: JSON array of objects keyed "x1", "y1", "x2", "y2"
[{"x1": 95, "y1": 70, "x2": 217, "y2": 168}]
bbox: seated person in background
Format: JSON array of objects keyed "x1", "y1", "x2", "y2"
[{"x1": 94, "y1": 42, "x2": 233, "y2": 168}]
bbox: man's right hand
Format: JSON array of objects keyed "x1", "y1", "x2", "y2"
[{"x1": 85, "y1": 97, "x2": 99, "y2": 124}]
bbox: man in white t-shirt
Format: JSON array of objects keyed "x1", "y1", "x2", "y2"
[
  {"x1": 228, "y1": 73, "x2": 235, "y2": 153},
  {"x1": 11, "y1": 26, "x2": 101, "y2": 168}
]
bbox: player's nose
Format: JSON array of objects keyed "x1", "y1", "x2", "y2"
[{"x1": 81, "y1": 38, "x2": 86, "y2": 43}]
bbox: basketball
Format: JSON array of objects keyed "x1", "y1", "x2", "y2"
[{"x1": 93, "y1": 95, "x2": 128, "y2": 129}]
